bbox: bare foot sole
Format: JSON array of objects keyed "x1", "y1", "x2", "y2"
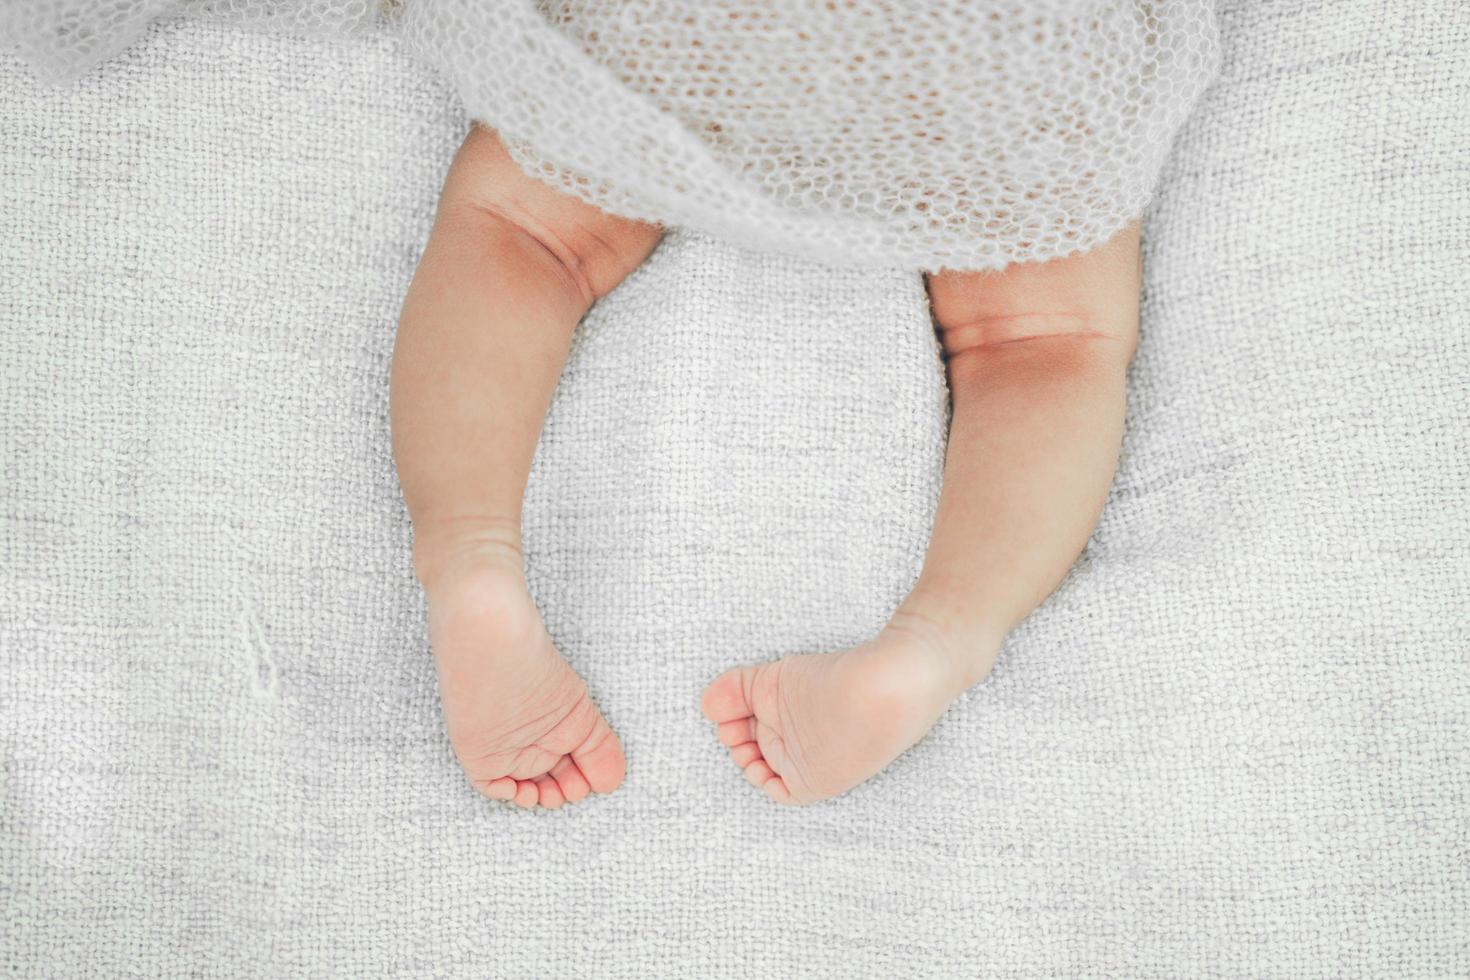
[
  {"x1": 701, "y1": 623, "x2": 969, "y2": 805},
  {"x1": 426, "y1": 560, "x2": 625, "y2": 808}
]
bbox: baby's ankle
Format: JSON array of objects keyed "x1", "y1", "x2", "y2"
[
  {"x1": 411, "y1": 512, "x2": 525, "y2": 596},
  {"x1": 883, "y1": 599, "x2": 1004, "y2": 694}
]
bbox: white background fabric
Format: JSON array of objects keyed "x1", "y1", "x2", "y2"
[{"x1": 2, "y1": 4, "x2": 1467, "y2": 976}]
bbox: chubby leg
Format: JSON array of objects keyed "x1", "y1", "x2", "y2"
[
  {"x1": 703, "y1": 224, "x2": 1141, "y2": 805},
  {"x1": 393, "y1": 124, "x2": 661, "y2": 806}
]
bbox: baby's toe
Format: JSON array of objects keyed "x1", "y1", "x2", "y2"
[
  {"x1": 570, "y1": 719, "x2": 626, "y2": 794},
  {"x1": 479, "y1": 776, "x2": 517, "y2": 801},
  {"x1": 549, "y1": 756, "x2": 592, "y2": 804},
  {"x1": 701, "y1": 667, "x2": 755, "y2": 723},
  {"x1": 763, "y1": 776, "x2": 794, "y2": 806},
  {"x1": 716, "y1": 717, "x2": 756, "y2": 746},
  {"x1": 729, "y1": 741, "x2": 763, "y2": 767},
  {"x1": 511, "y1": 780, "x2": 539, "y2": 808},
  {"x1": 743, "y1": 758, "x2": 778, "y2": 790},
  {"x1": 533, "y1": 774, "x2": 565, "y2": 809}
]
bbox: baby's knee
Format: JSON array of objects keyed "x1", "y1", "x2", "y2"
[
  {"x1": 926, "y1": 221, "x2": 1142, "y2": 359},
  {"x1": 442, "y1": 123, "x2": 663, "y2": 303}
]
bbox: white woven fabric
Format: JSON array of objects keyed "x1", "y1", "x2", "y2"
[
  {"x1": 2, "y1": 5, "x2": 1468, "y2": 977},
  {"x1": 1, "y1": 0, "x2": 1220, "y2": 272}
]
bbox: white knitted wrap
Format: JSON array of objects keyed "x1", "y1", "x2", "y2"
[{"x1": 3, "y1": 0, "x2": 1219, "y2": 271}]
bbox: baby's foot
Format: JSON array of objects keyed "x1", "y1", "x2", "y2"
[
  {"x1": 424, "y1": 555, "x2": 625, "y2": 808},
  {"x1": 701, "y1": 617, "x2": 973, "y2": 805}
]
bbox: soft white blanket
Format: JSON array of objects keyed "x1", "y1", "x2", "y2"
[{"x1": 1, "y1": 4, "x2": 1466, "y2": 976}]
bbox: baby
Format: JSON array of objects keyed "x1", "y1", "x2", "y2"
[{"x1": 392, "y1": 123, "x2": 1140, "y2": 807}]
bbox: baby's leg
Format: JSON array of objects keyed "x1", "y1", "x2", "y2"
[
  {"x1": 393, "y1": 125, "x2": 661, "y2": 807},
  {"x1": 703, "y1": 224, "x2": 1141, "y2": 804}
]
